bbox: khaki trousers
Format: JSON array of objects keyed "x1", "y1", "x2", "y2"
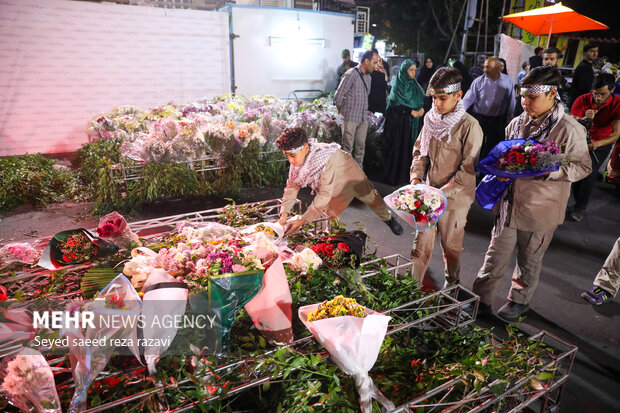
[
  {"x1": 594, "y1": 237, "x2": 620, "y2": 297},
  {"x1": 410, "y1": 209, "x2": 468, "y2": 283},
  {"x1": 325, "y1": 181, "x2": 392, "y2": 222},
  {"x1": 341, "y1": 120, "x2": 368, "y2": 167},
  {"x1": 473, "y1": 226, "x2": 556, "y2": 305}
]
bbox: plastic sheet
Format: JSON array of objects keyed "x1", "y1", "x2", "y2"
[
  {"x1": 123, "y1": 247, "x2": 158, "y2": 289},
  {"x1": 384, "y1": 184, "x2": 447, "y2": 232},
  {"x1": 475, "y1": 175, "x2": 511, "y2": 210},
  {"x1": 38, "y1": 228, "x2": 118, "y2": 270},
  {"x1": 141, "y1": 268, "x2": 188, "y2": 374},
  {"x1": 244, "y1": 257, "x2": 293, "y2": 343},
  {"x1": 1, "y1": 347, "x2": 61, "y2": 413},
  {"x1": 188, "y1": 270, "x2": 263, "y2": 353},
  {"x1": 0, "y1": 305, "x2": 35, "y2": 349},
  {"x1": 299, "y1": 304, "x2": 394, "y2": 413}
]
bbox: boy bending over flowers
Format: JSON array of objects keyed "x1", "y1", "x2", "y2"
[
  {"x1": 409, "y1": 67, "x2": 483, "y2": 286},
  {"x1": 277, "y1": 126, "x2": 403, "y2": 236}
]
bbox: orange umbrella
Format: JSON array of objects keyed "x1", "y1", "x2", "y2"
[{"x1": 502, "y1": 3, "x2": 608, "y2": 47}]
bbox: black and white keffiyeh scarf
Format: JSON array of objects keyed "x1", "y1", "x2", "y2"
[
  {"x1": 494, "y1": 102, "x2": 565, "y2": 238},
  {"x1": 418, "y1": 100, "x2": 466, "y2": 156},
  {"x1": 507, "y1": 100, "x2": 564, "y2": 142},
  {"x1": 288, "y1": 142, "x2": 341, "y2": 192}
]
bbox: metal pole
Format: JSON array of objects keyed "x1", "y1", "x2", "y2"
[
  {"x1": 484, "y1": 0, "x2": 489, "y2": 54},
  {"x1": 497, "y1": 0, "x2": 507, "y2": 36},
  {"x1": 455, "y1": 0, "x2": 470, "y2": 62},
  {"x1": 547, "y1": 20, "x2": 553, "y2": 48}
]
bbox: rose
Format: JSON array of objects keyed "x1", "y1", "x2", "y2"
[
  {"x1": 515, "y1": 153, "x2": 526, "y2": 164},
  {"x1": 323, "y1": 244, "x2": 335, "y2": 257},
  {"x1": 414, "y1": 200, "x2": 422, "y2": 208},
  {"x1": 337, "y1": 242, "x2": 351, "y2": 253},
  {"x1": 0, "y1": 285, "x2": 7, "y2": 301}
]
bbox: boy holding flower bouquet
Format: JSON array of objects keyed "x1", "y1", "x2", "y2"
[
  {"x1": 409, "y1": 67, "x2": 483, "y2": 285},
  {"x1": 473, "y1": 66, "x2": 591, "y2": 321}
]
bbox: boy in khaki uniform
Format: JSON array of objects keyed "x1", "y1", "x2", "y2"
[
  {"x1": 410, "y1": 67, "x2": 483, "y2": 285},
  {"x1": 473, "y1": 66, "x2": 591, "y2": 321},
  {"x1": 277, "y1": 126, "x2": 403, "y2": 236}
]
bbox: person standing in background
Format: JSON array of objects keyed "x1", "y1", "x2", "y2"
[
  {"x1": 382, "y1": 60, "x2": 425, "y2": 185},
  {"x1": 368, "y1": 49, "x2": 389, "y2": 114},
  {"x1": 568, "y1": 73, "x2": 620, "y2": 222},
  {"x1": 517, "y1": 62, "x2": 530, "y2": 85},
  {"x1": 469, "y1": 55, "x2": 486, "y2": 80},
  {"x1": 334, "y1": 50, "x2": 378, "y2": 167},
  {"x1": 498, "y1": 58, "x2": 508, "y2": 75},
  {"x1": 462, "y1": 57, "x2": 515, "y2": 158},
  {"x1": 336, "y1": 49, "x2": 358, "y2": 86},
  {"x1": 529, "y1": 47, "x2": 543, "y2": 69},
  {"x1": 569, "y1": 43, "x2": 599, "y2": 110}
]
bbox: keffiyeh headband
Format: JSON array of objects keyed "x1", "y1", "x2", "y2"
[
  {"x1": 427, "y1": 82, "x2": 461, "y2": 96},
  {"x1": 520, "y1": 85, "x2": 557, "y2": 94},
  {"x1": 283, "y1": 144, "x2": 305, "y2": 155}
]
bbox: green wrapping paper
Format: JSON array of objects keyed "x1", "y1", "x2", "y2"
[{"x1": 188, "y1": 270, "x2": 263, "y2": 353}]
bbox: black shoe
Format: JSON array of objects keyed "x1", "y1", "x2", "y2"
[
  {"x1": 568, "y1": 208, "x2": 584, "y2": 222},
  {"x1": 497, "y1": 301, "x2": 529, "y2": 321},
  {"x1": 463, "y1": 302, "x2": 492, "y2": 317},
  {"x1": 385, "y1": 216, "x2": 403, "y2": 235}
]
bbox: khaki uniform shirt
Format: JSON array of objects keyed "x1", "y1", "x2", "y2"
[
  {"x1": 502, "y1": 112, "x2": 591, "y2": 231},
  {"x1": 281, "y1": 150, "x2": 372, "y2": 223},
  {"x1": 410, "y1": 113, "x2": 484, "y2": 211}
]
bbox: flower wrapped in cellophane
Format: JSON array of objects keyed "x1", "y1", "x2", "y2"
[
  {"x1": 476, "y1": 139, "x2": 571, "y2": 209},
  {"x1": 299, "y1": 297, "x2": 394, "y2": 413},
  {"x1": 0, "y1": 241, "x2": 44, "y2": 267},
  {"x1": 244, "y1": 256, "x2": 293, "y2": 343},
  {"x1": 1, "y1": 347, "x2": 61, "y2": 413},
  {"x1": 63, "y1": 274, "x2": 141, "y2": 413},
  {"x1": 384, "y1": 184, "x2": 447, "y2": 231},
  {"x1": 38, "y1": 229, "x2": 118, "y2": 270},
  {"x1": 95, "y1": 211, "x2": 140, "y2": 249},
  {"x1": 141, "y1": 268, "x2": 188, "y2": 374}
]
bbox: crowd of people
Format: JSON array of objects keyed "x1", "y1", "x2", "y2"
[{"x1": 275, "y1": 46, "x2": 619, "y2": 322}]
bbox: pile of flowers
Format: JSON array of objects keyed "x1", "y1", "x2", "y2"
[
  {"x1": 88, "y1": 95, "x2": 345, "y2": 163},
  {"x1": 495, "y1": 140, "x2": 569, "y2": 173},
  {"x1": 58, "y1": 232, "x2": 99, "y2": 263},
  {"x1": 307, "y1": 295, "x2": 367, "y2": 321},
  {"x1": 392, "y1": 186, "x2": 446, "y2": 226}
]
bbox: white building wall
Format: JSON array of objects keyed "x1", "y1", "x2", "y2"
[
  {"x1": 499, "y1": 34, "x2": 536, "y2": 84},
  {"x1": 0, "y1": 0, "x2": 230, "y2": 156},
  {"x1": 230, "y1": 5, "x2": 355, "y2": 98}
]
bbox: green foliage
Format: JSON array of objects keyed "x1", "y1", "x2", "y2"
[
  {"x1": 76, "y1": 139, "x2": 124, "y2": 184},
  {"x1": 0, "y1": 154, "x2": 78, "y2": 210}
]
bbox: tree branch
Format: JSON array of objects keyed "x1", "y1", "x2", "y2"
[{"x1": 430, "y1": 2, "x2": 451, "y2": 39}]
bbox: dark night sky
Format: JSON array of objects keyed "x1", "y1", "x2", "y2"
[{"x1": 557, "y1": 0, "x2": 620, "y2": 38}]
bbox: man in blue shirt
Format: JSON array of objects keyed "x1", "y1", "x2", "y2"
[{"x1": 462, "y1": 57, "x2": 515, "y2": 158}]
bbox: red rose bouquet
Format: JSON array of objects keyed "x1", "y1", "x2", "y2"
[
  {"x1": 59, "y1": 232, "x2": 99, "y2": 263},
  {"x1": 309, "y1": 231, "x2": 367, "y2": 269},
  {"x1": 96, "y1": 211, "x2": 140, "y2": 248},
  {"x1": 38, "y1": 229, "x2": 119, "y2": 270}
]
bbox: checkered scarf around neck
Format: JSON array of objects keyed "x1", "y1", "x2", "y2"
[
  {"x1": 494, "y1": 101, "x2": 564, "y2": 238},
  {"x1": 418, "y1": 99, "x2": 466, "y2": 156},
  {"x1": 288, "y1": 141, "x2": 341, "y2": 192},
  {"x1": 508, "y1": 100, "x2": 564, "y2": 142}
]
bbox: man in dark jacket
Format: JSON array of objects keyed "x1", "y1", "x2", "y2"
[
  {"x1": 569, "y1": 43, "x2": 599, "y2": 110},
  {"x1": 529, "y1": 47, "x2": 543, "y2": 69}
]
